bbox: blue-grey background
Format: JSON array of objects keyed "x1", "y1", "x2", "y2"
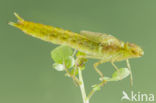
[{"x1": 0, "y1": 0, "x2": 155, "y2": 103}]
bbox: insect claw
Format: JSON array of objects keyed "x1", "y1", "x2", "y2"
[{"x1": 14, "y1": 12, "x2": 24, "y2": 22}]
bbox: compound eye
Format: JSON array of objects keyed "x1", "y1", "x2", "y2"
[{"x1": 131, "y1": 49, "x2": 137, "y2": 55}]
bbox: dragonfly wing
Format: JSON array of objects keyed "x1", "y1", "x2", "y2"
[
  {"x1": 80, "y1": 30, "x2": 121, "y2": 46},
  {"x1": 80, "y1": 30, "x2": 106, "y2": 43}
]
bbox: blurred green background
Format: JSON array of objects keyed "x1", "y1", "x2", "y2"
[{"x1": 0, "y1": 0, "x2": 156, "y2": 103}]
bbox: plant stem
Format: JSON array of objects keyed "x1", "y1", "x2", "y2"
[
  {"x1": 64, "y1": 64, "x2": 81, "y2": 85},
  {"x1": 78, "y1": 68, "x2": 89, "y2": 103},
  {"x1": 87, "y1": 80, "x2": 106, "y2": 100}
]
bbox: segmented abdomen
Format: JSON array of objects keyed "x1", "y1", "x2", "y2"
[{"x1": 11, "y1": 20, "x2": 100, "y2": 55}]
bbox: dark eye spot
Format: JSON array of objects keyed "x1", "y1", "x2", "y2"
[{"x1": 132, "y1": 50, "x2": 137, "y2": 54}]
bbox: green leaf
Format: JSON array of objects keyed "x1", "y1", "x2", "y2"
[
  {"x1": 64, "y1": 56, "x2": 75, "y2": 68},
  {"x1": 102, "y1": 68, "x2": 130, "y2": 81},
  {"x1": 51, "y1": 45, "x2": 75, "y2": 68},
  {"x1": 71, "y1": 68, "x2": 78, "y2": 76},
  {"x1": 111, "y1": 68, "x2": 130, "y2": 81},
  {"x1": 92, "y1": 84, "x2": 101, "y2": 91}
]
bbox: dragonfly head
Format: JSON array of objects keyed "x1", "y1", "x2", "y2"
[{"x1": 125, "y1": 42, "x2": 144, "y2": 58}]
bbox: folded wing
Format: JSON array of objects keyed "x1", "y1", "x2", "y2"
[{"x1": 80, "y1": 30, "x2": 122, "y2": 46}]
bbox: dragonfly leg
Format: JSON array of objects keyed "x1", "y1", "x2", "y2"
[
  {"x1": 126, "y1": 59, "x2": 133, "y2": 86},
  {"x1": 93, "y1": 60, "x2": 106, "y2": 79},
  {"x1": 111, "y1": 62, "x2": 119, "y2": 71},
  {"x1": 111, "y1": 62, "x2": 123, "y2": 80}
]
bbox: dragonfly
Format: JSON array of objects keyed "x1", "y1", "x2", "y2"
[{"x1": 9, "y1": 13, "x2": 144, "y2": 86}]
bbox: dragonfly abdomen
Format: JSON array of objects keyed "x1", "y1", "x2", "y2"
[{"x1": 10, "y1": 19, "x2": 100, "y2": 55}]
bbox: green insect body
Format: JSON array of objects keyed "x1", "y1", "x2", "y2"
[
  {"x1": 9, "y1": 13, "x2": 144, "y2": 85},
  {"x1": 9, "y1": 13, "x2": 144, "y2": 62}
]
